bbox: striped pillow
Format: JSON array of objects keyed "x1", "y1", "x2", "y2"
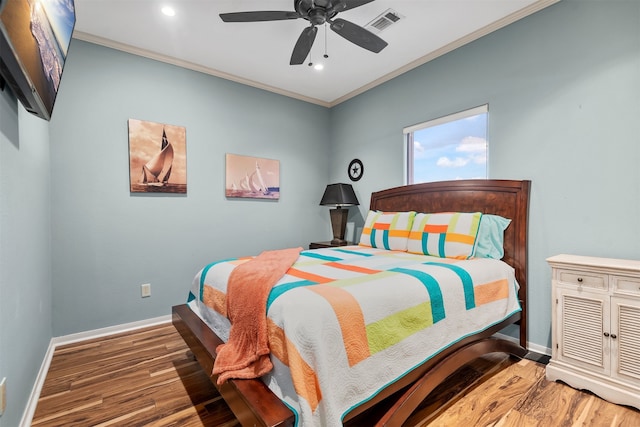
[
  {"x1": 359, "y1": 211, "x2": 416, "y2": 251},
  {"x1": 407, "y1": 212, "x2": 482, "y2": 259}
]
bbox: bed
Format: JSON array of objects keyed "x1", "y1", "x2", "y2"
[{"x1": 172, "y1": 179, "x2": 531, "y2": 426}]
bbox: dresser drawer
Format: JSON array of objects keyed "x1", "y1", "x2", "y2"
[
  {"x1": 612, "y1": 275, "x2": 640, "y2": 296},
  {"x1": 556, "y1": 269, "x2": 607, "y2": 290}
]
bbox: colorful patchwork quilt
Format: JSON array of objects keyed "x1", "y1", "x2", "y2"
[{"x1": 187, "y1": 246, "x2": 521, "y2": 426}]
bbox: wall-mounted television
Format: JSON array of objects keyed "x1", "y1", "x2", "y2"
[{"x1": 0, "y1": 0, "x2": 76, "y2": 120}]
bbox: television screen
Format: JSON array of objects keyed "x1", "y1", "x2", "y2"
[{"x1": 0, "y1": 0, "x2": 75, "y2": 120}]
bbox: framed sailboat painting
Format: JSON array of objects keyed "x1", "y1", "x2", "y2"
[
  {"x1": 128, "y1": 119, "x2": 187, "y2": 193},
  {"x1": 225, "y1": 153, "x2": 280, "y2": 200}
]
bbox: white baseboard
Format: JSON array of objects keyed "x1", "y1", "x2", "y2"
[
  {"x1": 526, "y1": 341, "x2": 552, "y2": 357},
  {"x1": 19, "y1": 341, "x2": 56, "y2": 427},
  {"x1": 19, "y1": 315, "x2": 172, "y2": 427},
  {"x1": 493, "y1": 332, "x2": 551, "y2": 356},
  {"x1": 51, "y1": 314, "x2": 171, "y2": 347}
]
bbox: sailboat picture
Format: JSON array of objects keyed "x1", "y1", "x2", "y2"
[
  {"x1": 226, "y1": 153, "x2": 280, "y2": 200},
  {"x1": 128, "y1": 119, "x2": 187, "y2": 193}
]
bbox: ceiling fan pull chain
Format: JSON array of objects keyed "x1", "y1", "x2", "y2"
[{"x1": 324, "y1": 23, "x2": 329, "y2": 58}]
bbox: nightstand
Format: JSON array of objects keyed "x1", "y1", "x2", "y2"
[
  {"x1": 546, "y1": 254, "x2": 640, "y2": 410},
  {"x1": 309, "y1": 241, "x2": 354, "y2": 250}
]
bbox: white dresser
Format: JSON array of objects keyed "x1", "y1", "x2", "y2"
[{"x1": 546, "y1": 254, "x2": 640, "y2": 409}]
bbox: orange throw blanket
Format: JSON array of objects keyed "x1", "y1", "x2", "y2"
[{"x1": 213, "y1": 246, "x2": 302, "y2": 385}]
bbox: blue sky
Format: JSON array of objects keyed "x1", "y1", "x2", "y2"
[{"x1": 412, "y1": 112, "x2": 487, "y2": 183}]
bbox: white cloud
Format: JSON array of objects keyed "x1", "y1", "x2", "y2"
[
  {"x1": 416, "y1": 136, "x2": 487, "y2": 169},
  {"x1": 413, "y1": 140, "x2": 427, "y2": 158},
  {"x1": 456, "y1": 136, "x2": 487, "y2": 153},
  {"x1": 437, "y1": 157, "x2": 469, "y2": 168}
]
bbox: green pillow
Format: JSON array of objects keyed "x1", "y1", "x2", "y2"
[{"x1": 474, "y1": 214, "x2": 511, "y2": 259}]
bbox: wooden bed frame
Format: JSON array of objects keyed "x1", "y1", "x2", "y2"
[{"x1": 172, "y1": 179, "x2": 531, "y2": 426}]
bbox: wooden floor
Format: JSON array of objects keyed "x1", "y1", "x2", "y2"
[{"x1": 32, "y1": 323, "x2": 640, "y2": 427}]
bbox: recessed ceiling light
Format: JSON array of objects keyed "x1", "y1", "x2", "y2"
[{"x1": 161, "y1": 6, "x2": 176, "y2": 17}]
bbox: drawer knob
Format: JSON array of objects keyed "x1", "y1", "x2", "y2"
[{"x1": 577, "y1": 277, "x2": 583, "y2": 283}]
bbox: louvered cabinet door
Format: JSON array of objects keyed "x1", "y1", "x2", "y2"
[
  {"x1": 556, "y1": 289, "x2": 609, "y2": 376},
  {"x1": 611, "y1": 296, "x2": 640, "y2": 385}
]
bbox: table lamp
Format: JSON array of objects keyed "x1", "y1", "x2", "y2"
[{"x1": 319, "y1": 183, "x2": 359, "y2": 245}]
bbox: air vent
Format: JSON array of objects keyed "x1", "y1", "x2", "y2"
[{"x1": 364, "y1": 9, "x2": 404, "y2": 34}]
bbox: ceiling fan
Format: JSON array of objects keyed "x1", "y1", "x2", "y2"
[{"x1": 219, "y1": 0, "x2": 388, "y2": 65}]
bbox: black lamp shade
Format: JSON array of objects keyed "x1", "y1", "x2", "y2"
[
  {"x1": 319, "y1": 183, "x2": 359, "y2": 245},
  {"x1": 319, "y1": 183, "x2": 359, "y2": 207}
]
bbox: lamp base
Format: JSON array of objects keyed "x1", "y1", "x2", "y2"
[
  {"x1": 330, "y1": 239, "x2": 350, "y2": 246},
  {"x1": 329, "y1": 207, "x2": 349, "y2": 244}
]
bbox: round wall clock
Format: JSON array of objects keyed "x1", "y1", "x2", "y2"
[{"x1": 348, "y1": 159, "x2": 364, "y2": 181}]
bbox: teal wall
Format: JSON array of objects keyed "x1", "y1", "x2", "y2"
[
  {"x1": 48, "y1": 41, "x2": 332, "y2": 336},
  {"x1": 329, "y1": 0, "x2": 640, "y2": 348},
  {"x1": 0, "y1": 95, "x2": 53, "y2": 426},
  {"x1": 1, "y1": 0, "x2": 639, "y2": 424}
]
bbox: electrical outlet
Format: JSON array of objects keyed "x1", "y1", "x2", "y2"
[
  {"x1": 0, "y1": 377, "x2": 6, "y2": 416},
  {"x1": 141, "y1": 283, "x2": 151, "y2": 298}
]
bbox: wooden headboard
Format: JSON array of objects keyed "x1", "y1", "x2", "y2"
[{"x1": 369, "y1": 179, "x2": 531, "y2": 347}]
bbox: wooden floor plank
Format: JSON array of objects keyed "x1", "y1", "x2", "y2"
[
  {"x1": 410, "y1": 356, "x2": 541, "y2": 427},
  {"x1": 32, "y1": 324, "x2": 640, "y2": 427},
  {"x1": 493, "y1": 408, "x2": 541, "y2": 427},
  {"x1": 567, "y1": 390, "x2": 640, "y2": 427}
]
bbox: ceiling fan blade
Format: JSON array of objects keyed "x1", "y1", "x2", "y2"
[
  {"x1": 219, "y1": 11, "x2": 299, "y2": 22},
  {"x1": 338, "y1": 0, "x2": 376, "y2": 12},
  {"x1": 329, "y1": 18, "x2": 387, "y2": 53},
  {"x1": 290, "y1": 26, "x2": 318, "y2": 65}
]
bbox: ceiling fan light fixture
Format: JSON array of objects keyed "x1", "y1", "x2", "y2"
[{"x1": 309, "y1": 8, "x2": 328, "y2": 25}]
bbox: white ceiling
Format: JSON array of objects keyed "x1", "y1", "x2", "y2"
[{"x1": 72, "y1": 0, "x2": 558, "y2": 107}]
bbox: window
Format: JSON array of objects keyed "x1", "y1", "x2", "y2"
[{"x1": 405, "y1": 105, "x2": 488, "y2": 184}]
